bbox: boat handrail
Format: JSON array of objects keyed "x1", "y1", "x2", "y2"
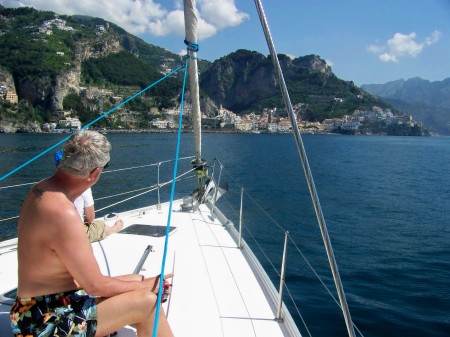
[
  {"x1": 212, "y1": 166, "x2": 366, "y2": 337},
  {"x1": 0, "y1": 156, "x2": 197, "y2": 225},
  {"x1": 0, "y1": 156, "x2": 196, "y2": 191},
  {"x1": 94, "y1": 167, "x2": 197, "y2": 213}
]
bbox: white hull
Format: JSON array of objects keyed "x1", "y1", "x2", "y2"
[{"x1": 0, "y1": 198, "x2": 301, "y2": 337}]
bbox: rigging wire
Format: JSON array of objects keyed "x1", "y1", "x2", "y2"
[
  {"x1": 0, "y1": 165, "x2": 196, "y2": 224},
  {"x1": 0, "y1": 65, "x2": 184, "y2": 183},
  {"x1": 94, "y1": 173, "x2": 196, "y2": 202},
  {"x1": 0, "y1": 182, "x2": 36, "y2": 190},
  {"x1": 152, "y1": 55, "x2": 190, "y2": 337},
  {"x1": 253, "y1": 1, "x2": 356, "y2": 336},
  {"x1": 0, "y1": 215, "x2": 19, "y2": 223},
  {"x1": 95, "y1": 168, "x2": 195, "y2": 213},
  {"x1": 0, "y1": 156, "x2": 195, "y2": 191}
]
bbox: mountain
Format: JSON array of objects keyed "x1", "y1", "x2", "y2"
[
  {"x1": 362, "y1": 78, "x2": 450, "y2": 135},
  {"x1": 201, "y1": 50, "x2": 387, "y2": 121},
  {"x1": 0, "y1": 6, "x2": 198, "y2": 110},
  {"x1": 0, "y1": 6, "x2": 400, "y2": 132}
]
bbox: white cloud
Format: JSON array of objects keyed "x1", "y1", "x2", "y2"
[
  {"x1": 425, "y1": 30, "x2": 441, "y2": 45},
  {"x1": 0, "y1": 0, "x2": 248, "y2": 40},
  {"x1": 367, "y1": 30, "x2": 441, "y2": 63},
  {"x1": 367, "y1": 44, "x2": 383, "y2": 54},
  {"x1": 284, "y1": 53, "x2": 296, "y2": 59},
  {"x1": 198, "y1": 0, "x2": 249, "y2": 30}
]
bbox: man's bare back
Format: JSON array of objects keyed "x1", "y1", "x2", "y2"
[
  {"x1": 11, "y1": 131, "x2": 174, "y2": 337},
  {"x1": 17, "y1": 177, "x2": 92, "y2": 297}
]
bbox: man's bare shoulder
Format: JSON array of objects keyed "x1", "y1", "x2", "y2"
[
  {"x1": 21, "y1": 182, "x2": 81, "y2": 231},
  {"x1": 28, "y1": 183, "x2": 71, "y2": 210}
]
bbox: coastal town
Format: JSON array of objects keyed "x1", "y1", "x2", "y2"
[{"x1": 1, "y1": 81, "x2": 425, "y2": 135}]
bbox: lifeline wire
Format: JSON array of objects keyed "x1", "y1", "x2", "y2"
[
  {"x1": 0, "y1": 65, "x2": 184, "y2": 183},
  {"x1": 151, "y1": 55, "x2": 190, "y2": 337},
  {"x1": 254, "y1": 1, "x2": 356, "y2": 336}
]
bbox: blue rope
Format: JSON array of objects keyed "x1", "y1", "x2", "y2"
[
  {"x1": 0, "y1": 65, "x2": 184, "y2": 182},
  {"x1": 184, "y1": 39, "x2": 199, "y2": 52},
  {"x1": 184, "y1": 39, "x2": 199, "y2": 59},
  {"x1": 151, "y1": 55, "x2": 190, "y2": 337}
]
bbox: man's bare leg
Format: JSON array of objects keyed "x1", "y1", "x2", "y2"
[
  {"x1": 104, "y1": 219, "x2": 124, "y2": 236},
  {"x1": 95, "y1": 289, "x2": 174, "y2": 337}
]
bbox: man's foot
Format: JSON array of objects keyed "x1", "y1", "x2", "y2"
[{"x1": 111, "y1": 219, "x2": 124, "y2": 233}]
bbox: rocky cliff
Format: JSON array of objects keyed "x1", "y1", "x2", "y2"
[
  {"x1": 13, "y1": 23, "x2": 124, "y2": 112},
  {"x1": 200, "y1": 50, "x2": 278, "y2": 111},
  {"x1": 199, "y1": 50, "x2": 369, "y2": 118},
  {"x1": 0, "y1": 119, "x2": 41, "y2": 133},
  {"x1": 0, "y1": 6, "x2": 182, "y2": 132}
]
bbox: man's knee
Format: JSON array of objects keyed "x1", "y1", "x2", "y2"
[{"x1": 133, "y1": 289, "x2": 158, "y2": 310}]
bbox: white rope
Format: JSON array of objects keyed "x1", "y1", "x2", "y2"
[
  {"x1": 95, "y1": 168, "x2": 196, "y2": 213},
  {"x1": 94, "y1": 185, "x2": 157, "y2": 201},
  {"x1": 101, "y1": 156, "x2": 195, "y2": 175},
  {"x1": 0, "y1": 161, "x2": 196, "y2": 224},
  {"x1": 0, "y1": 215, "x2": 19, "y2": 223},
  {"x1": 0, "y1": 181, "x2": 36, "y2": 190},
  {"x1": 0, "y1": 156, "x2": 195, "y2": 190}
]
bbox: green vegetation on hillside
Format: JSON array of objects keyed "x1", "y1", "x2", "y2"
[
  {"x1": 82, "y1": 52, "x2": 180, "y2": 91},
  {"x1": 0, "y1": 8, "x2": 76, "y2": 79},
  {"x1": 202, "y1": 50, "x2": 388, "y2": 121},
  {"x1": 0, "y1": 5, "x2": 411, "y2": 132},
  {"x1": 81, "y1": 51, "x2": 181, "y2": 111}
]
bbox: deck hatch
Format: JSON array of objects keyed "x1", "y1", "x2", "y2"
[{"x1": 120, "y1": 224, "x2": 176, "y2": 237}]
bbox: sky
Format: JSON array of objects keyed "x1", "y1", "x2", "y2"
[{"x1": 1, "y1": 0, "x2": 449, "y2": 86}]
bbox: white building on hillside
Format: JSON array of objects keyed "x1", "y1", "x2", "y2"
[{"x1": 58, "y1": 118, "x2": 81, "y2": 129}]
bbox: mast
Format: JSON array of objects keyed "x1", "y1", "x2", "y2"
[
  {"x1": 184, "y1": 0, "x2": 207, "y2": 196},
  {"x1": 253, "y1": 1, "x2": 357, "y2": 337},
  {"x1": 184, "y1": 0, "x2": 201, "y2": 162}
]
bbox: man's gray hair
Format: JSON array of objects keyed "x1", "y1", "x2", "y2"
[{"x1": 59, "y1": 130, "x2": 111, "y2": 177}]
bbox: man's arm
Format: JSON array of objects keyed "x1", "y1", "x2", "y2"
[
  {"x1": 84, "y1": 205, "x2": 95, "y2": 223},
  {"x1": 49, "y1": 206, "x2": 155, "y2": 297},
  {"x1": 82, "y1": 188, "x2": 95, "y2": 222}
]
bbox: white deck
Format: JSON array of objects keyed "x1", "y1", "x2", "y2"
[{"x1": 0, "y1": 199, "x2": 301, "y2": 337}]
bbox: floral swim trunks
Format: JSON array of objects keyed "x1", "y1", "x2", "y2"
[{"x1": 10, "y1": 289, "x2": 97, "y2": 337}]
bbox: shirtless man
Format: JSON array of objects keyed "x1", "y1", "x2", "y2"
[{"x1": 10, "y1": 130, "x2": 173, "y2": 337}]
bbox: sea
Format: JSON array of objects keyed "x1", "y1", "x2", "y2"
[{"x1": 1, "y1": 132, "x2": 449, "y2": 337}]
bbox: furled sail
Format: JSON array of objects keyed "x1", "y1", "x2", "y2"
[
  {"x1": 184, "y1": 0, "x2": 208, "y2": 198},
  {"x1": 183, "y1": 0, "x2": 201, "y2": 162}
]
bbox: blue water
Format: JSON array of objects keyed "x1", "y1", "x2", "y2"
[{"x1": 1, "y1": 133, "x2": 449, "y2": 337}]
